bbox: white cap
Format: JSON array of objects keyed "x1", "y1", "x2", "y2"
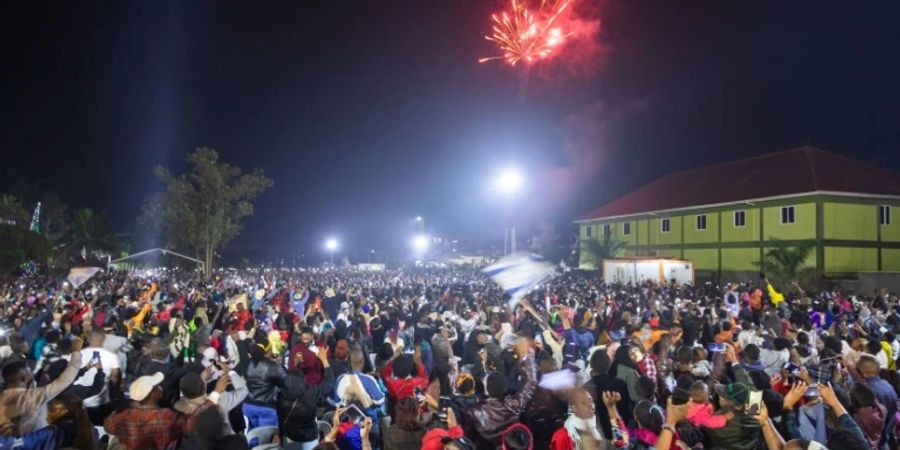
[{"x1": 129, "y1": 372, "x2": 165, "y2": 402}]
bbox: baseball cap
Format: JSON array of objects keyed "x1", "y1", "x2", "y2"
[
  {"x1": 714, "y1": 382, "x2": 749, "y2": 406},
  {"x1": 130, "y1": 372, "x2": 165, "y2": 402}
]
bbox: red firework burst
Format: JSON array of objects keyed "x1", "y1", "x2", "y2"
[{"x1": 479, "y1": 0, "x2": 574, "y2": 66}]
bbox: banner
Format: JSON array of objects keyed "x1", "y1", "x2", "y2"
[
  {"x1": 66, "y1": 267, "x2": 102, "y2": 289},
  {"x1": 484, "y1": 253, "x2": 556, "y2": 308}
]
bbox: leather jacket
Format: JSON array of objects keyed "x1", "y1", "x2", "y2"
[
  {"x1": 464, "y1": 354, "x2": 537, "y2": 448},
  {"x1": 245, "y1": 359, "x2": 286, "y2": 406},
  {"x1": 278, "y1": 368, "x2": 336, "y2": 443}
]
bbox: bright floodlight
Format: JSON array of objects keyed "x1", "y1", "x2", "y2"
[
  {"x1": 324, "y1": 238, "x2": 338, "y2": 251},
  {"x1": 495, "y1": 167, "x2": 524, "y2": 196},
  {"x1": 415, "y1": 216, "x2": 423, "y2": 222},
  {"x1": 411, "y1": 234, "x2": 429, "y2": 252}
]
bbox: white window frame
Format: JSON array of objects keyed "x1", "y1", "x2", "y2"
[
  {"x1": 585, "y1": 226, "x2": 592, "y2": 238},
  {"x1": 696, "y1": 214, "x2": 707, "y2": 231},
  {"x1": 880, "y1": 205, "x2": 891, "y2": 226},
  {"x1": 734, "y1": 210, "x2": 746, "y2": 228},
  {"x1": 780, "y1": 206, "x2": 796, "y2": 224},
  {"x1": 623, "y1": 222, "x2": 631, "y2": 236},
  {"x1": 661, "y1": 218, "x2": 671, "y2": 233},
  {"x1": 603, "y1": 224, "x2": 612, "y2": 236}
]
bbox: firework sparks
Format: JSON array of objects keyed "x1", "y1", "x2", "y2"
[{"x1": 479, "y1": 0, "x2": 574, "y2": 66}]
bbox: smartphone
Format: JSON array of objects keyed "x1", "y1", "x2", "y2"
[
  {"x1": 339, "y1": 404, "x2": 365, "y2": 424},
  {"x1": 784, "y1": 363, "x2": 801, "y2": 375},
  {"x1": 91, "y1": 351, "x2": 101, "y2": 366},
  {"x1": 438, "y1": 396, "x2": 451, "y2": 420},
  {"x1": 706, "y1": 343, "x2": 726, "y2": 353},
  {"x1": 747, "y1": 391, "x2": 763, "y2": 415}
]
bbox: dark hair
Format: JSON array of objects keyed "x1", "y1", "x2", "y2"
[
  {"x1": 394, "y1": 396, "x2": 421, "y2": 431},
  {"x1": 675, "y1": 420, "x2": 704, "y2": 448},
  {"x1": 2, "y1": 360, "x2": 29, "y2": 382},
  {"x1": 742, "y1": 344, "x2": 760, "y2": 363},
  {"x1": 392, "y1": 354, "x2": 415, "y2": 379},
  {"x1": 849, "y1": 383, "x2": 876, "y2": 411},
  {"x1": 249, "y1": 342, "x2": 267, "y2": 364},
  {"x1": 180, "y1": 372, "x2": 206, "y2": 399},
  {"x1": 866, "y1": 339, "x2": 882, "y2": 355},
  {"x1": 486, "y1": 373, "x2": 508, "y2": 398},
  {"x1": 633, "y1": 400, "x2": 664, "y2": 434},
  {"x1": 457, "y1": 376, "x2": 475, "y2": 395},
  {"x1": 50, "y1": 394, "x2": 93, "y2": 450},
  {"x1": 636, "y1": 376, "x2": 656, "y2": 400},
  {"x1": 826, "y1": 429, "x2": 870, "y2": 450},
  {"x1": 773, "y1": 338, "x2": 792, "y2": 352},
  {"x1": 590, "y1": 349, "x2": 611, "y2": 374}
]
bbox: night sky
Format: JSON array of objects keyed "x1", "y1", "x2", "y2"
[{"x1": 3, "y1": 1, "x2": 899, "y2": 265}]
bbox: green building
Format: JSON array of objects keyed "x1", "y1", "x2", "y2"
[{"x1": 575, "y1": 147, "x2": 900, "y2": 279}]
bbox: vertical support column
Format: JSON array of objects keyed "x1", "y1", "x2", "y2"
[
  {"x1": 718, "y1": 210, "x2": 723, "y2": 277},
  {"x1": 816, "y1": 197, "x2": 825, "y2": 280},
  {"x1": 759, "y1": 206, "x2": 765, "y2": 273}
]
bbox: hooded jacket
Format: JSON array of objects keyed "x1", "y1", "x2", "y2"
[{"x1": 465, "y1": 354, "x2": 538, "y2": 448}]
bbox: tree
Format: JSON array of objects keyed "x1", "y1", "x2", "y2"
[
  {"x1": 67, "y1": 208, "x2": 118, "y2": 260},
  {"x1": 758, "y1": 240, "x2": 815, "y2": 284},
  {"x1": 0, "y1": 194, "x2": 28, "y2": 226},
  {"x1": 142, "y1": 147, "x2": 273, "y2": 277},
  {"x1": 581, "y1": 233, "x2": 626, "y2": 268}
]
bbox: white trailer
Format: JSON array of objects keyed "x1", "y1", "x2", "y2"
[{"x1": 602, "y1": 257, "x2": 694, "y2": 285}]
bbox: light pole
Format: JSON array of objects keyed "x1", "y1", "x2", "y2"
[
  {"x1": 325, "y1": 238, "x2": 338, "y2": 265},
  {"x1": 494, "y1": 167, "x2": 524, "y2": 255},
  {"x1": 415, "y1": 216, "x2": 424, "y2": 233}
]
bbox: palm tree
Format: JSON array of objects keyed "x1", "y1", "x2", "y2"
[
  {"x1": 66, "y1": 208, "x2": 117, "y2": 260},
  {"x1": 0, "y1": 194, "x2": 28, "y2": 226},
  {"x1": 759, "y1": 240, "x2": 815, "y2": 283},
  {"x1": 581, "y1": 233, "x2": 626, "y2": 268}
]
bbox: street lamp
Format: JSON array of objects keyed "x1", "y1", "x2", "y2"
[
  {"x1": 411, "y1": 234, "x2": 429, "y2": 253},
  {"x1": 493, "y1": 167, "x2": 525, "y2": 255},
  {"x1": 324, "y1": 238, "x2": 338, "y2": 265},
  {"x1": 415, "y1": 216, "x2": 424, "y2": 233}
]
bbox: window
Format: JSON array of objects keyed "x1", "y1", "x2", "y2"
[
  {"x1": 661, "y1": 218, "x2": 671, "y2": 233},
  {"x1": 696, "y1": 214, "x2": 707, "y2": 230},
  {"x1": 780, "y1": 206, "x2": 795, "y2": 224},
  {"x1": 585, "y1": 226, "x2": 592, "y2": 238},
  {"x1": 880, "y1": 205, "x2": 891, "y2": 226},
  {"x1": 734, "y1": 210, "x2": 746, "y2": 227},
  {"x1": 603, "y1": 224, "x2": 612, "y2": 236},
  {"x1": 623, "y1": 222, "x2": 631, "y2": 235}
]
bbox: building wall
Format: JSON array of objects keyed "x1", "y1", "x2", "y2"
[
  {"x1": 578, "y1": 195, "x2": 900, "y2": 276},
  {"x1": 823, "y1": 203, "x2": 877, "y2": 241},
  {"x1": 721, "y1": 208, "x2": 760, "y2": 242},
  {"x1": 883, "y1": 249, "x2": 900, "y2": 271},
  {"x1": 721, "y1": 248, "x2": 760, "y2": 271},
  {"x1": 684, "y1": 212, "x2": 719, "y2": 244},
  {"x1": 762, "y1": 203, "x2": 816, "y2": 240},
  {"x1": 824, "y1": 246, "x2": 878, "y2": 273}
]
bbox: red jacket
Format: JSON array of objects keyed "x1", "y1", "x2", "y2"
[{"x1": 421, "y1": 425, "x2": 463, "y2": 450}]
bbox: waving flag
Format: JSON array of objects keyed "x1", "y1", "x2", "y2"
[
  {"x1": 484, "y1": 253, "x2": 556, "y2": 308},
  {"x1": 66, "y1": 267, "x2": 102, "y2": 289}
]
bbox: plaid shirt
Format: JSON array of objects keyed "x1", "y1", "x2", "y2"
[
  {"x1": 103, "y1": 406, "x2": 181, "y2": 450},
  {"x1": 638, "y1": 356, "x2": 657, "y2": 381}
]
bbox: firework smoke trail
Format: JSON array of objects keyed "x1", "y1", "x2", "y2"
[{"x1": 479, "y1": 0, "x2": 574, "y2": 67}]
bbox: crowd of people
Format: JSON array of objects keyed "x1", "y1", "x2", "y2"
[{"x1": 0, "y1": 266, "x2": 898, "y2": 450}]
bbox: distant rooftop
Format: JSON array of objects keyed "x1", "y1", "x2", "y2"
[{"x1": 579, "y1": 146, "x2": 900, "y2": 220}]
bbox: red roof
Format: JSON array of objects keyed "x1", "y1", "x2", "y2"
[{"x1": 579, "y1": 146, "x2": 900, "y2": 220}]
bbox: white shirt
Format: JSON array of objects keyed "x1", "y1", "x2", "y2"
[{"x1": 69, "y1": 346, "x2": 120, "y2": 407}]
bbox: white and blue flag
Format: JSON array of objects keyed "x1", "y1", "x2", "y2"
[{"x1": 484, "y1": 253, "x2": 556, "y2": 308}]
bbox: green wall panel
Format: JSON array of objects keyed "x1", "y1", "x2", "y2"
[
  {"x1": 883, "y1": 249, "x2": 900, "y2": 271},
  {"x1": 824, "y1": 247, "x2": 877, "y2": 273},
  {"x1": 684, "y1": 213, "x2": 719, "y2": 244},
  {"x1": 721, "y1": 208, "x2": 760, "y2": 242},
  {"x1": 722, "y1": 248, "x2": 760, "y2": 271},
  {"x1": 823, "y1": 203, "x2": 877, "y2": 241},
  {"x1": 683, "y1": 249, "x2": 718, "y2": 270},
  {"x1": 763, "y1": 203, "x2": 815, "y2": 240}
]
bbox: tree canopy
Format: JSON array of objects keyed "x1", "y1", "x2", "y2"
[{"x1": 141, "y1": 147, "x2": 273, "y2": 276}]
